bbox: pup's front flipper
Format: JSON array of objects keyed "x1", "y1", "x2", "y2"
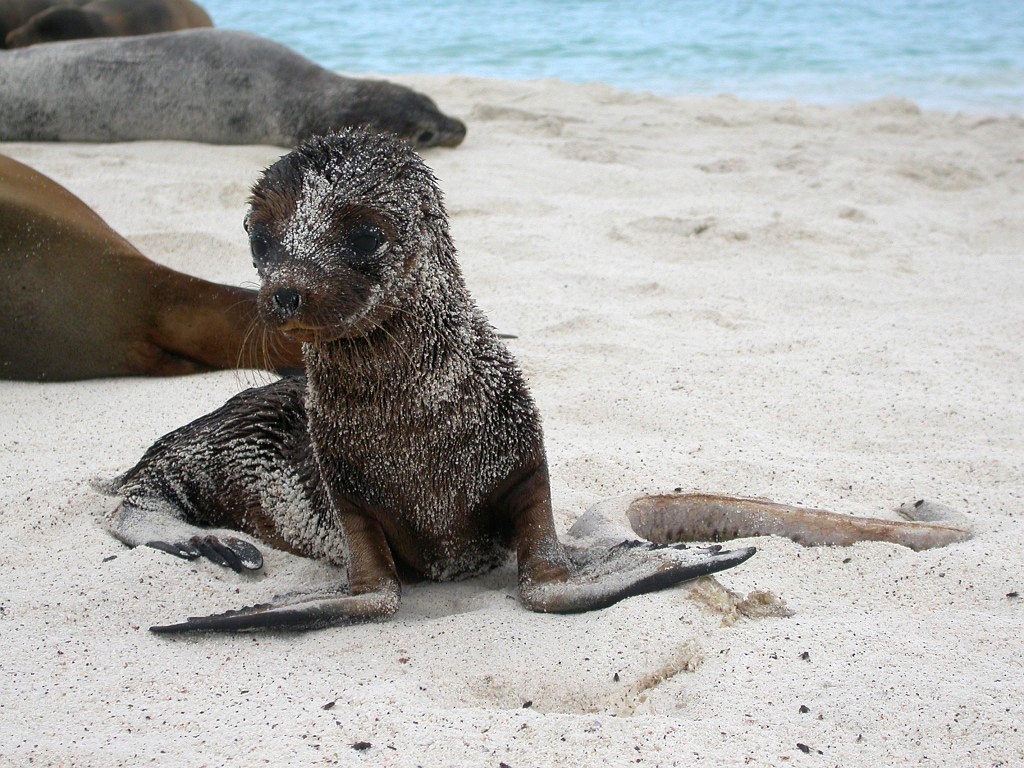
[
  {"x1": 150, "y1": 585, "x2": 400, "y2": 633},
  {"x1": 519, "y1": 541, "x2": 756, "y2": 613}
]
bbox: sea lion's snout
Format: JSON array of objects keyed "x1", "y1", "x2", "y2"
[
  {"x1": 257, "y1": 280, "x2": 311, "y2": 337},
  {"x1": 416, "y1": 117, "x2": 467, "y2": 149},
  {"x1": 255, "y1": 263, "x2": 380, "y2": 344}
]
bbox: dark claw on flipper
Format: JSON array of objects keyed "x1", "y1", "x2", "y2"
[
  {"x1": 224, "y1": 538, "x2": 264, "y2": 570},
  {"x1": 190, "y1": 536, "x2": 234, "y2": 569},
  {"x1": 146, "y1": 540, "x2": 200, "y2": 560}
]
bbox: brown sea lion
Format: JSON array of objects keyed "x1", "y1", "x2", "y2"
[
  {"x1": 0, "y1": 0, "x2": 67, "y2": 47},
  {"x1": 102, "y1": 130, "x2": 969, "y2": 633},
  {"x1": 0, "y1": 29, "x2": 467, "y2": 149},
  {"x1": 4, "y1": 0, "x2": 211, "y2": 48},
  {"x1": 0, "y1": 154, "x2": 302, "y2": 380}
]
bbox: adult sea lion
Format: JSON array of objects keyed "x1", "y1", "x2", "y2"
[
  {"x1": 0, "y1": 0, "x2": 61, "y2": 46},
  {"x1": 0, "y1": 0, "x2": 97, "y2": 47},
  {"x1": 103, "y1": 130, "x2": 969, "y2": 633},
  {"x1": 0, "y1": 29, "x2": 467, "y2": 149},
  {"x1": 0, "y1": 154, "x2": 302, "y2": 380},
  {"x1": 4, "y1": 0, "x2": 211, "y2": 48}
]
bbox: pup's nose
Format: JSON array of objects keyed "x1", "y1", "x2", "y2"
[{"x1": 273, "y1": 288, "x2": 301, "y2": 315}]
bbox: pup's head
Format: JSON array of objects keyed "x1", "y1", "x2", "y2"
[{"x1": 246, "y1": 129, "x2": 450, "y2": 344}]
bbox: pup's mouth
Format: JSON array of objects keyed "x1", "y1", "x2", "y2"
[{"x1": 277, "y1": 320, "x2": 323, "y2": 344}]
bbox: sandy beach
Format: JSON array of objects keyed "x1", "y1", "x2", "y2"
[{"x1": 1, "y1": 76, "x2": 1022, "y2": 766}]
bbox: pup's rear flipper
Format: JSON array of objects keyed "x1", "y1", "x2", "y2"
[
  {"x1": 626, "y1": 493, "x2": 972, "y2": 550},
  {"x1": 570, "y1": 493, "x2": 972, "y2": 551},
  {"x1": 109, "y1": 498, "x2": 264, "y2": 572}
]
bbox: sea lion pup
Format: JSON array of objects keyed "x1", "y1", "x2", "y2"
[
  {"x1": 104, "y1": 130, "x2": 969, "y2": 633},
  {"x1": 4, "y1": 0, "x2": 212, "y2": 48},
  {"x1": 0, "y1": 29, "x2": 467, "y2": 149},
  {"x1": 0, "y1": 154, "x2": 302, "y2": 380}
]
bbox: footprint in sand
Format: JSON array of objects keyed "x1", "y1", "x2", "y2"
[
  {"x1": 469, "y1": 104, "x2": 571, "y2": 136},
  {"x1": 898, "y1": 161, "x2": 986, "y2": 191},
  {"x1": 696, "y1": 157, "x2": 749, "y2": 174}
]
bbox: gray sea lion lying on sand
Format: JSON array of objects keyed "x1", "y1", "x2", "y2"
[
  {"x1": 0, "y1": 28, "x2": 466, "y2": 148},
  {"x1": 0, "y1": 154, "x2": 302, "y2": 380},
  {"x1": 103, "y1": 130, "x2": 969, "y2": 633},
  {"x1": 3, "y1": 0, "x2": 212, "y2": 48}
]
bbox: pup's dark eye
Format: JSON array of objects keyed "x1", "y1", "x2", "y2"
[
  {"x1": 349, "y1": 228, "x2": 383, "y2": 256},
  {"x1": 250, "y1": 232, "x2": 272, "y2": 267}
]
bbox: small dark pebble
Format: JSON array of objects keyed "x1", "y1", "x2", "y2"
[
  {"x1": 500, "y1": 763, "x2": 513, "y2": 768},
  {"x1": 322, "y1": 701, "x2": 336, "y2": 711},
  {"x1": 799, "y1": 705, "x2": 810, "y2": 714},
  {"x1": 1007, "y1": 592, "x2": 1019, "y2": 599},
  {"x1": 842, "y1": 557, "x2": 852, "y2": 564},
  {"x1": 796, "y1": 743, "x2": 811, "y2": 754},
  {"x1": 102, "y1": 555, "x2": 117, "y2": 562},
  {"x1": 522, "y1": 700, "x2": 533, "y2": 709},
  {"x1": 800, "y1": 651, "x2": 811, "y2": 661},
  {"x1": 613, "y1": 673, "x2": 620, "y2": 682},
  {"x1": 351, "y1": 741, "x2": 371, "y2": 751},
  {"x1": 673, "y1": 487, "x2": 682, "y2": 492}
]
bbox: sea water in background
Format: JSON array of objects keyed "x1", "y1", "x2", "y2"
[{"x1": 201, "y1": 0, "x2": 1024, "y2": 114}]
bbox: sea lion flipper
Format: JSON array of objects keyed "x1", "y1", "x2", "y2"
[
  {"x1": 570, "y1": 493, "x2": 972, "y2": 552},
  {"x1": 149, "y1": 587, "x2": 400, "y2": 633},
  {"x1": 187, "y1": 535, "x2": 264, "y2": 572},
  {"x1": 623, "y1": 493, "x2": 972, "y2": 551},
  {"x1": 110, "y1": 499, "x2": 265, "y2": 571},
  {"x1": 144, "y1": 535, "x2": 263, "y2": 571},
  {"x1": 519, "y1": 543, "x2": 757, "y2": 614},
  {"x1": 151, "y1": 509, "x2": 401, "y2": 633}
]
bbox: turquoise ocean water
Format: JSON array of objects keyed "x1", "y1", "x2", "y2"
[{"x1": 202, "y1": 0, "x2": 1024, "y2": 114}]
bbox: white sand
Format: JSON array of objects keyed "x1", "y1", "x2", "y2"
[{"x1": 2, "y1": 77, "x2": 1022, "y2": 766}]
